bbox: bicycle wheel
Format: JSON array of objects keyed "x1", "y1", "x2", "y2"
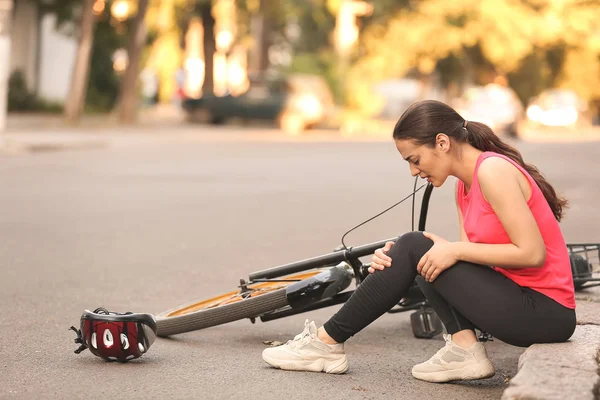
[{"x1": 156, "y1": 270, "x2": 326, "y2": 337}]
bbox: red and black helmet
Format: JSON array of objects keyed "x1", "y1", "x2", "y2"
[{"x1": 70, "y1": 308, "x2": 157, "y2": 362}]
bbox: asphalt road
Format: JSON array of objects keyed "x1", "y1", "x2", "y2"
[{"x1": 1, "y1": 125, "x2": 599, "y2": 399}]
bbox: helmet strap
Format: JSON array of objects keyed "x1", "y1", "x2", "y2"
[{"x1": 69, "y1": 326, "x2": 88, "y2": 354}]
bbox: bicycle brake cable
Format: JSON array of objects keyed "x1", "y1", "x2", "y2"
[{"x1": 340, "y1": 176, "x2": 425, "y2": 250}]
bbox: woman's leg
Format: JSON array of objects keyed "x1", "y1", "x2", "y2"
[
  {"x1": 410, "y1": 256, "x2": 576, "y2": 382},
  {"x1": 323, "y1": 231, "x2": 433, "y2": 343},
  {"x1": 414, "y1": 275, "x2": 479, "y2": 348},
  {"x1": 422, "y1": 260, "x2": 576, "y2": 347},
  {"x1": 262, "y1": 231, "x2": 433, "y2": 374}
]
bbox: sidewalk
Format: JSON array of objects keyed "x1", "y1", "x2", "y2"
[
  {"x1": 3, "y1": 110, "x2": 600, "y2": 154},
  {"x1": 502, "y1": 285, "x2": 600, "y2": 400},
  {"x1": 0, "y1": 108, "x2": 190, "y2": 154}
]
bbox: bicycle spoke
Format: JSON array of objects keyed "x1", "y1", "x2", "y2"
[{"x1": 207, "y1": 285, "x2": 287, "y2": 308}]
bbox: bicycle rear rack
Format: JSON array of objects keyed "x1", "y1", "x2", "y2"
[{"x1": 568, "y1": 243, "x2": 600, "y2": 289}]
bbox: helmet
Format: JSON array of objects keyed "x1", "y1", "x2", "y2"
[{"x1": 70, "y1": 307, "x2": 157, "y2": 362}]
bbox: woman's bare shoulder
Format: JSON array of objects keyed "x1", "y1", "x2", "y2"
[{"x1": 477, "y1": 156, "x2": 520, "y2": 182}]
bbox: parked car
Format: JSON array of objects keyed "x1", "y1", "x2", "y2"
[
  {"x1": 526, "y1": 89, "x2": 589, "y2": 128},
  {"x1": 453, "y1": 84, "x2": 524, "y2": 137},
  {"x1": 182, "y1": 74, "x2": 335, "y2": 134}
]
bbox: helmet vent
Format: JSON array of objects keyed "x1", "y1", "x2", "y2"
[
  {"x1": 120, "y1": 334, "x2": 130, "y2": 350},
  {"x1": 103, "y1": 329, "x2": 114, "y2": 348}
]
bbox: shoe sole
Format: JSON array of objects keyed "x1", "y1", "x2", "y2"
[
  {"x1": 262, "y1": 353, "x2": 349, "y2": 374},
  {"x1": 412, "y1": 359, "x2": 495, "y2": 383}
]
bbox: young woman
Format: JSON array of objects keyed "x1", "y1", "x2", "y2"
[{"x1": 262, "y1": 100, "x2": 576, "y2": 382}]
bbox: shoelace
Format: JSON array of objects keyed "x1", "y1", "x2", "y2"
[
  {"x1": 286, "y1": 322, "x2": 313, "y2": 349},
  {"x1": 425, "y1": 334, "x2": 454, "y2": 363},
  {"x1": 443, "y1": 333, "x2": 452, "y2": 345}
]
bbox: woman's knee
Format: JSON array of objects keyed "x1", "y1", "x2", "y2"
[{"x1": 387, "y1": 231, "x2": 433, "y2": 264}]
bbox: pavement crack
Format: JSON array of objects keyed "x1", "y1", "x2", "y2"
[{"x1": 593, "y1": 349, "x2": 600, "y2": 400}]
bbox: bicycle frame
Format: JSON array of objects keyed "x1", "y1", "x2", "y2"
[{"x1": 250, "y1": 183, "x2": 435, "y2": 323}]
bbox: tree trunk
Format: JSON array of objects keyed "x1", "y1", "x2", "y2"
[
  {"x1": 200, "y1": 2, "x2": 215, "y2": 95},
  {"x1": 248, "y1": 0, "x2": 271, "y2": 79},
  {"x1": 64, "y1": 0, "x2": 96, "y2": 123},
  {"x1": 259, "y1": 1, "x2": 271, "y2": 74},
  {"x1": 118, "y1": 0, "x2": 149, "y2": 124},
  {"x1": 248, "y1": 13, "x2": 263, "y2": 79},
  {"x1": 0, "y1": 0, "x2": 14, "y2": 138}
]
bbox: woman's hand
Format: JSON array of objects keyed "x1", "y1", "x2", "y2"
[
  {"x1": 368, "y1": 241, "x2": 395, "y2": 274},
  {"x1": 418, "y1": 232, "x2": 459, "y2": 282}
]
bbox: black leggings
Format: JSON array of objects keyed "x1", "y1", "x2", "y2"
[{"x1": 323, "y1": 232, "x2": 576, "y2": 348}]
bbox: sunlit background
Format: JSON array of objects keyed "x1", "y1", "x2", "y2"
[{"x1": 3, "y1": 0, "x2": 600, "y2": 135}]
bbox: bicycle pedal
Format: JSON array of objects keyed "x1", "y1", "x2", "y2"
[{"x1": 411, "y1": 307, "x2": 443, "y2": 339}]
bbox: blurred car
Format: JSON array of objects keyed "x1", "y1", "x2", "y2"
[
  {"x1": 374, "y1": 78, "x2": 445, "y2": 119},
  {"x1": 182, "y1": 74, "x2": 334, "y2": 134},
  {"x1": 453, "y1": 84, "x2": 524, "y2": 137},
  {"x1": 526, "y1": 89, "x2": 589, "y2": 128}
]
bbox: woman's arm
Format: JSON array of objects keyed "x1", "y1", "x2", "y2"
[{"x1": 453, "y1": 157, "x2": 547, "y2": 269}]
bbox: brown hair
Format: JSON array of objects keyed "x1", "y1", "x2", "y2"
[{"x1": 392, "y1": 100, "x2": 568, "y2": 221}]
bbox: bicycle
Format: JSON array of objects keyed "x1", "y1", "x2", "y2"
[{"x1": 155, "y1": 182, "x2": 600, "y2": 339}]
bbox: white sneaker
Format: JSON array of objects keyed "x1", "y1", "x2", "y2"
[
  {"x1": 412, "y1": 334, "x2": 495, "y2": 383},
  {"x1": 262, "y1": 320, "x2": 348, "y2": 374}
]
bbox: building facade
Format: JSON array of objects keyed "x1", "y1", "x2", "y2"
[{"x1": 10, "y1": 0, "x2": 76, "y2": 103}]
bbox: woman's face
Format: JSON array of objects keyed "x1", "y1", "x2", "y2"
[{"x1": 394, "y1": 136, "x2": 452, "y2": 187}]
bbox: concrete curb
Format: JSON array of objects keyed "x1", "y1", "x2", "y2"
[
  {"x1": 501, "y1": 325, "x2": 600, "y2": 400},
  {"x1": 502, "y1": 294, "x2": 600, "y2": 400}
]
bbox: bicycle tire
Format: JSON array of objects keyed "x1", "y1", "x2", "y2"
[{"x1": 156, "y1": 270, "x2": 323, "y2": 337}]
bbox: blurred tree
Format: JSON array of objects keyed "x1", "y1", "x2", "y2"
[
  {"x1": 276, "y1": 1, "x2": 339, "y2": 100},
  {"x1": 85, "y1": 16, "x2": 124, "y2": 112},
  {"x1": 27, "y1": 0, "x2": 80, "y2": 28},
  {"x1": 507, "y1": 45, "x2": 565, "y2": 105},
  {"x1": 0, "y1": 0, "x2": 13, "y2": 136},
  {"x1": 144, "y1": 0, "x2": 217, "y2": 100},
  {"x1": 118, "y1": 0, "x2": 149, "y2": 123},
  {"x1": 279, "y1": 0, "x2": 403, "y2": 104},
  {"x1": 64, "y1": 0, "x2": 96, "y2": 123},
  {"x1": 11, "y1": 1, "x2": 124, "y2": 113},
  {"x1": 199, "y1": 1, "x2": 215, "y2": 94},
  {"x1": 145, "y1": 0, "x2": 187, "y2": 102},
  {"x1": 347, "y1": 0, "x2": 600, "y2": 114}
]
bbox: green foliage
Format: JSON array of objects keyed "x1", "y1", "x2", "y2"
[
  {"x1": 507, "y1": 46, "x2": 565, "y2": 105},
  {"x1": 348, "y1": 0, "x2": 600, "y2": 114},
  {"x1": 27, "y1": 0, "x2": 80, "y2": 29},
  {"x1": 7, "y1": 71, "x2": 37, "y2": 111},
  {"x1": 285, "y1": 51, "x2": 341, "y2": 102},
  {"x1": 280, "y1": 1, "x2": 339, "y2": 102},
  {"x1": 288, "y1": 0, "x2": 336, "y2": 54},
  {"x1": 84, "y1": 13, "x2": 128, "y2": 112},
  {"x1": 8, "y1": 70, "x2": 63, "y2": 113}
]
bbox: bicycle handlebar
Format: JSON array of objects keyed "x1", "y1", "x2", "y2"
[{"x1": 249, "y1": 237, "x2": 398, "y2": 280}]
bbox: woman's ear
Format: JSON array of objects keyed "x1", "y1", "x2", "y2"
[{"x1": 435, "y1": 133, "x2": 450, "y2": 152}]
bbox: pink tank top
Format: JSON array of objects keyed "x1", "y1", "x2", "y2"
[{"x1": 456, "y1": 151, "x2": 575, "y2": 309}]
